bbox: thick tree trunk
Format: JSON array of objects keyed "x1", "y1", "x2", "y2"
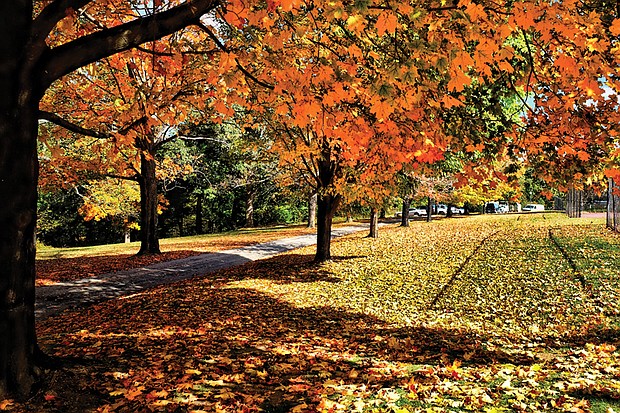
[
  {"x1": 195, "y1": 193, "x2": 203, "y2": 234},
  {"x1": 315, "y1": 193, "x2": 341, "y2": 262},
  {"x1": 245, "y1": 184, "x2": 256, "y2": 228},
  {"x1": 368, "y1": 207, "x2": 379, "y2": 238},
  {"x1": 137, "y1": 151, "x2": 160, "y2": 255},
  {"x1": 0, "y1": 2, "x2": 42, "y2": 398},
  {"x1": 308, "y1": 192, "x2": 317, "y2": 229},
  {"x1": 0, "y1": 0, "x2": 223, "y2": 400},
  {"x1": 400, "y1": 198, "x2": 411, "y2": 227},
  {"x1": 446, "y1": 204, "x2": 453, "y2": 218}
]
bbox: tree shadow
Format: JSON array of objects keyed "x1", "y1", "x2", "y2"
[
  {"x1": 31, "y1": 248, "x2": 620, "y2": 412},
  {"x1": 34, "y1": 275, "x2": 538, "y2": 412}
]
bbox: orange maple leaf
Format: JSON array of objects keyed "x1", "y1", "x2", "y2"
[
  {"x1": 376, "y1": 12, "x2": 398, "y2": 36},
  {"x1": 370, "y1": 99, "x2": 394, "y2": 121}
]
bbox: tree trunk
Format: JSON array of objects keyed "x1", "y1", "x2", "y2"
[
  {"x1": 426, "y1": 197, "x2": 432, "y2": 222},
  {"x1": 308, "y1": 192, "x2": 317, "y2": 228},
  {"x1": 315, "y1": 193, "x2": 341, "y2": 262},
  {"x1": 368, "y1": 207, "x2": 379, "y2": 238},
  {"x1": 195, "y1": 193, "x2": 203, "y2": 234},
  {"x1": 177, "y1": 219, "x2": 184, "y2": 237},
  {"x1": 400, "y1": 198, "x2": 410, "y2": 227},
  {"x1": 608, "y1": 178, "x2": 616, "y2": 230},
  {"x1": 137, "y1": 150, "x2": 160, "y2": 255},
  {"x1": 446, "y1": 204, "x2": 453, "y2": 218},
  {"x1": 245, "y1": 184, "x2": 256, "y2": 228},
  {"x1": 0, "y1": 2, "x2": 40, "y2": 397},
  {"x1": 0, "y1": 0, "x2": 224, "y2": 399}
]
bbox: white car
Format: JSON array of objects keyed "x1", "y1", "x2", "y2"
[
  {"x1": 522, "y1": 203, "x2": 544, "y2": 212},
  {"x1": 396, "y1": 207, "x2": 427, "y2": 218}
]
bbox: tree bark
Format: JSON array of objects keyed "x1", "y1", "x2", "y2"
[
  {"x1": 368, "y1": 207, "x2": 379, "y2": 238},
  {"x1": 315, "y1": 193, "x2": 340, "y2": 262},
  {"x1": 400, "y1": 198, "x2": 411, "y2": 227},
  {"x1": 0, "y1": 2, "x2": 43, "y2": 398},
  {"x1": 0, "y1": 0, "x2": 220, "y2": 399},
  {"x1": 426, "y1": 197, "x2": 433, "y2": 222},
  {"x1": 137, "y1": 150, "x2": 160, "y2": 255},
  {"x1": 308, "y1": 192, "x2": 317, "y2": 228}
]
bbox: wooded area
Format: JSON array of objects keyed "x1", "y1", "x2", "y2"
[{"x1": 2, "y1": 0, "x2": 620, "y2": 401}]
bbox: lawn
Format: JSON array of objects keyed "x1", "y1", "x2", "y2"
[
  {"x1": 7, "y1": 213, "x2": 620, "y2": 412},
  {"x1": 35, "y1": 224, "x2": 320, "y2": 286}
]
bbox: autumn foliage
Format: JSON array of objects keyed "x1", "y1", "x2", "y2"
[{"x1": 2, "y1": 214, "x2": 617, "y2": 412}]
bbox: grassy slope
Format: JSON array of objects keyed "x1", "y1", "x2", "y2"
[{"x1": 7, "y1": 213, "x2": 620, "y2": 412}]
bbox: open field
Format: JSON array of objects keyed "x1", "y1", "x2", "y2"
[{"x1": 8, "y1": 213, "x2": 620, "y2": 412}]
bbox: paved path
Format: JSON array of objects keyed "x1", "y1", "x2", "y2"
[{"x1": 36, "y1": 224, "x2": 373, "y2": 320}]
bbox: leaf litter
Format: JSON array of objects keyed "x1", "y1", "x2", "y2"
[{"x1": 9, "y1": 214, "x2": 620, "y2": 412}]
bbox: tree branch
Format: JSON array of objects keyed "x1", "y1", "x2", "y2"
[
  {"x1": 32, "y1": 0, "x2": 94, "y2": 44},
  {"x1": 40, "y1": 0, "x2": 220, "y2": 87},
  {"x1": 39, "y1": 110, "x2": 110, "y2": 139},
  {"x1": 197, "y1": 22, "x2": 275, "y2": 90}
]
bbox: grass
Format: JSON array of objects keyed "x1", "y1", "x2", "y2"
[
  {"x1": 7, "y1": 213, "x2": 620, "y2": 412},
  {"x1": 36, "y1": 223, "x2": 321, "y2": 260}
]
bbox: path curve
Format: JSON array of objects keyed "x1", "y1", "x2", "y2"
[{"x1": 36, "y1": 224, "x2": 374, "y2": 320}]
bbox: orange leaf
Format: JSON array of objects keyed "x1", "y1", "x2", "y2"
[
  {"x1": 376, "y1": 12, "x2": 398, "y2": 36},
  {"x1": 370, "y1": 99, "x2": 394, "y2": 121},
  {"x1": 611, "y1": 18, "x2": 620, "y2": 36}
]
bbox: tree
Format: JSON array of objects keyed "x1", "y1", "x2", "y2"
[
  {"x1": 507, "y1": 0, "x2": 619, "y2": 194},
  {"x1": 0, "y1": 0, "x2": 220, "y2": 398},
  {"x1": 40, "y1": 37, "x2": 213, "y2": 254}
]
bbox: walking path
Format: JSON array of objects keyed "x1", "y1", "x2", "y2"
[{"x1": 35, "y1": 224, "x2": 374, "y2": 320}]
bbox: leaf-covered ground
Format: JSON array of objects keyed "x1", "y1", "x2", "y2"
[
  {"x1": 7, "y1": 213, "x2": 620, "y2": 412},
  {"x1": 35, "y1": 224, "x2": 319, "y2": 286}
]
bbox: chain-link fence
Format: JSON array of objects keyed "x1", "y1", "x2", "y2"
[{"x1": 607, "y1": 178, "x2": 620, "y2": 232}]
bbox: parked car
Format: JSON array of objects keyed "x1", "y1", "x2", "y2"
[
  {"x1": 486, "y1": 201, "x2": 509, "y2": 214},
  {"x1": 522, "y1": 203, "x2": 545, "y2": 212},
  {"x1": 411, "y1": 207, "x2": 428, "y2": 216},
  {"x1": 395, "y1": 207, "x2": 428, "y2": 218},
  {"x1": 435, "y1": 204, "x2": 448, "y2": 215},
  {"x1": 452, "y1": 206, "x2": 465, "y2": 215}
]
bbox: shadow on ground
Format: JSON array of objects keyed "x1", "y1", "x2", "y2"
[
  {"x1": 26, "y1": 253, "x2": 533, "y2": 412},
  {"x1": 26, "y1": 252, "x2": 620, "y2": 412}
]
